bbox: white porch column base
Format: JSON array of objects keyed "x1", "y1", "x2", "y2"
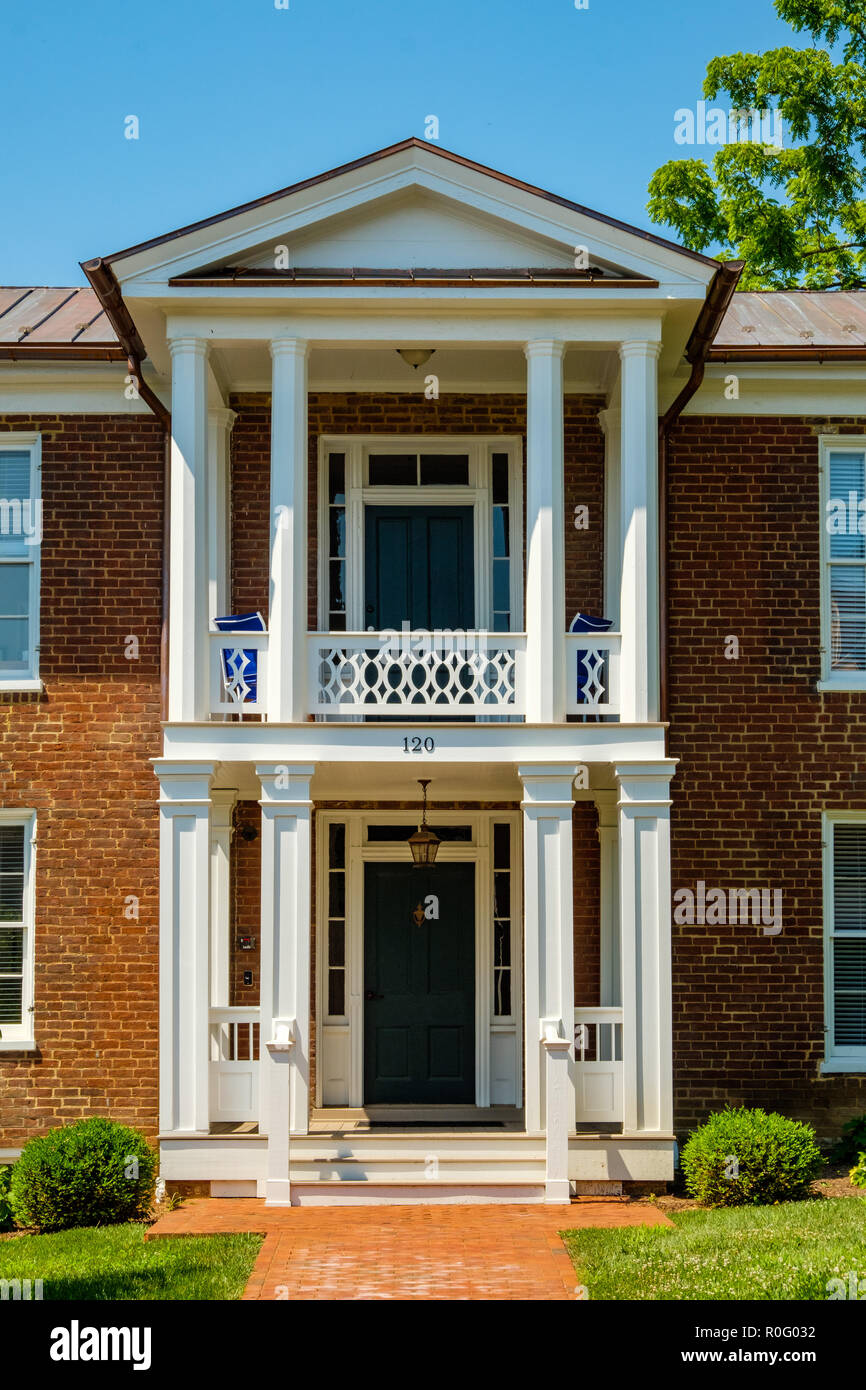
[
  {"x1": 616, "y1": 761, "x2": 676, "y2": 1135},
  {"x1": 267, "y1": 339, "x2": 309, "y2": 723},
  {"x1": 157, "y1": 762, "x2": 215, "y2": 1134},
  {"x1": 618, "y1": 340, "x2": 661, "y2": 723},
  {"x1": 209, "y1": 790, "x2": 236, "y2": 1009},
  {"x1": 542, "y1": 1021, "x2": 572, "y2": 1202},
  {"x1": 520, "y1": 765, "x2": 578, "y2": 1145},
  {"x1": 257, "y1": 764, "x2": 314, "y2": 1206},
  {"x1": 168, "y1": 338, "x2": 209, "y2": 722},
  {"x1": 524, "y1": 341, "x2": 566, "y2": 722}
]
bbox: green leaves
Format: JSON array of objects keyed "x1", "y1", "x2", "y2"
[{"x1": 648, "y1": 0, "x2": 866, "y2": 288}]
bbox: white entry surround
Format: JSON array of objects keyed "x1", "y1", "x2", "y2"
[{"x1": 316, "y1": 809, "x2": 523, "y2": 1111}]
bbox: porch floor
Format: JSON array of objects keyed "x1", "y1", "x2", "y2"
[
  {"x1": 210, "y1": 1106, "x2": 526, "y2": 1136},
  {"x1": 147, "y1": 1198, "x2": 671, "y2": 1300}
]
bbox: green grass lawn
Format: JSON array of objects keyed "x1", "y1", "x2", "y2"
[
  {"x1": 0, "y1": 1223, "x2": 262, "y2": 1300},
  {"x1": 563, "y1": 1198, "x2": 866, "y2": 1301}
]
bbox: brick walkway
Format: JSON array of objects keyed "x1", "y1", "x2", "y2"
[{"x1": 147, "y1": 1198, "x2": 671, "y2": 1300}]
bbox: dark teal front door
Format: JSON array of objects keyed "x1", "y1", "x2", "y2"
[
  {"x1": 364, "y1": 862, "x2": 476, "y2": 1104},
  {"x1": 364, "y1": 506, "x2": 475, "y2": 630}
]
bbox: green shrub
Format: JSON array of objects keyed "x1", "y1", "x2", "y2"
[
  {"x1": 681, "y1": 1106, "x2": 824, "y2": 1208},
  {"x1": 0, "y1": 1165, "x2": 13, "y2": 1232},
  {"x1": 850, "y1": 1153, "x2": 866, "y2": 1190},
  {"x1": 9, "y1": 1118, "x2": 157, "y2": 1233},
  {"x1": 831, "y1": 1113, "x2": 866, "y2": 1165}
]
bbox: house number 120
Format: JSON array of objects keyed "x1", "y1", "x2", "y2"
[{"x1": 402, "y1": 736, "x2": 435, "y2": 753}]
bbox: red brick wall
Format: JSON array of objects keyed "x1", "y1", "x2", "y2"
[
  {"x1": 0, "y1": 413, "x2": 164, "y2": 1146},
  {"x1": 667, "y1": 416, "x2": 866, "y2": 1138},
  {"x1": 573, "y1": 804, "x2": 601, "y2": 1008},
  {"x1": 229, "y1": 392, "x2": 606, "y2": 625}
]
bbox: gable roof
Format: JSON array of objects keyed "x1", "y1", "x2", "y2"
[{"x1": 94, "y1": 137, "x2": 719, "y2": 272}]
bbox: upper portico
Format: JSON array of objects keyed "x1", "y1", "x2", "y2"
[{"x1": 78, "y1": 139, "x2": 733, "y2": 737}]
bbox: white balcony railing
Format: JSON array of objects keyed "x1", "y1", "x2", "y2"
[
  {"x1": 307, "y1": 630, "x2": 527, "y2": 718},
  {"x1": 573, "y1": 1006, "x2": 623, "y2": 1127},
  {"x1": 206, "y1": 629, "x2": 623, "y2": 720},
  {"x1": 209, "y1": 631, "x2": 268, "y2": 717},
  {"x1": 564, "y1": 633, "x2": 621, "y2": 716},
  {"x1": 209, "y1": 1006, "x2": 260, "y2": 1124}
]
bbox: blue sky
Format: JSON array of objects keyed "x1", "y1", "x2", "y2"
[{"x1": 2, "y1": 0, "x2": 796, "y2": 285}]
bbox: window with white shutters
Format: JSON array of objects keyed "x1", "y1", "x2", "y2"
[
  {"x1": 0, "y1": 437, "x2": 41, "y2": 686},
  {"x1": 826, "y1": 818, "x2": 866, "y2": 1064},
  {"x1": 821, "y1": 439, "x2": 866, "y2": 687},
  {"x1": 0, "y1": 813, "x2": 34, "y2": 1047}
]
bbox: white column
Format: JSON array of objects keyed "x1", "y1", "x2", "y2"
[
  {"x1": 598, "y1": 406, "x2": 621, "y2": 628},
  {"x1": 595, "y1": 791, "x2": 621, "y2": 1007},
  {"x1": 268, "y1": 339, "x2": 309, "y2": 723},
  {"x1": 168, "y1": 338, "x2": 209, "y2": 722},
  {"x1": 207, "y1": 407, "x2": 235, "y2": 622},
  {"x1": 257, "y1": 763, "x2": 314, "y2": 1205},
  {"x1": 524, "y1": 341, "x2": 566, "y2": 723},
  {"x1": 615, "y1": 762, "x2": 675, "y2": 1135},
  {"x1": 619, "y1": 340, "x2": 661, "y2": 723},
  {"x1": 209, "y1": 790, "x2": 236, "y2": 1009},
  {"x1": 520, "y1": 764, "x2": 577, "y2": 1165},
  {"x1": 156, "y1": 762, "x2": 215, "y2": 1134}
]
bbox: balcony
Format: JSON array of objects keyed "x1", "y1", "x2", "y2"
[{"x1": 208, "y1": 626, "x2": 622, "y2": 721}]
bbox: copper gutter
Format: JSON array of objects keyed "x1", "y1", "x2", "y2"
[
  {"x1": 658, "y1": 261, "x2": 744, "y2": 722},
  {"x1": 80, "y1": 257, "x2": 172, "y2": 719}
]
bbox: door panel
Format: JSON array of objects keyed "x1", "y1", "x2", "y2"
[
  {"x1": 364, "y1": 861, "x2": 475, "y2": 1104},
  {"x1": 364, "y1": 505, "x2": 475, "y2": 630}
]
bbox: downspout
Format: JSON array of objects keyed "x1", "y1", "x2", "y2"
[
  {"x1": 80, "y1": 257, "x2": 172, "y2": 721},
  {"x1": 657, "y1": 261, "x2": 743, "y2": 722}
]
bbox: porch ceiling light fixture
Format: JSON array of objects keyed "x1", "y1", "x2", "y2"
[
  {"x1": 407, "y1": 779, "x2": 440, "y2": 867},
  {"x1": 396, "y1": 348, "x2": 435, "y2": 370}
]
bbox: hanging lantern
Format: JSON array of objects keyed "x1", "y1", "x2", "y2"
[{"x1": 407, "y1": 779, "x2": 440, "y2": 867}]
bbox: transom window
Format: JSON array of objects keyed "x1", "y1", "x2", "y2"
[
  {"x1": 0, "y1": 437, "x2": 41, "y2": 687},
  {"x1": 820, "y1": 438, "x2": 866, "y2": 687}
]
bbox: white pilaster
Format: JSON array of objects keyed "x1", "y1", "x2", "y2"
[
  {"x1": 595, "y1": 791, "x2": 621, "y2": 1007},
  {"x1": 168, "y1": 338, "x2": 209, "y2": 722},
  {"x1": 207, "y1": 407, "x2": 235, "y2": 622},
  {"x1": 268, "y1": 339, "x2": 309, "y2": 723},
  {"x1": 257, "y1": 763, "x2": 314, "y2": 1205},
  {"x1": 520, "y1": 764, "x2": 578, "y2": 1155},
  {"x1": 619, "y1": 340, "x2": 661, "y2": 723},
  {"x1": 524, "y1": 341, "x2": 566, "y2": 722},
  {"x1": 598, "y1": 406, "x2": 621, "y2": 628},
  {"x1": 157, "y1": 762, "x2": 215, "y2": 1134},
  {"x1": 615, "y1": 762, "x2": 676, "y2": 1135},
  {"x1": 209, "y1": 790, "x2": 236, "y2": 1009}
]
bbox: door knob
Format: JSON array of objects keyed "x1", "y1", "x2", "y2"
[{"x1": 365, "y1": 989, "x2": 384, "y2": 1001}]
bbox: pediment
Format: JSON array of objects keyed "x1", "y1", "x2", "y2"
[{"x1": 97, "y1": 140, "x2": 717, "y2": 294}]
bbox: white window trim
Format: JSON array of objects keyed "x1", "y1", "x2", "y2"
[
  {"x1": 817, "y1": 434, "x2": 866, "y2": 692},
  {"x1": 0, "y1": 432, "x2": 42, "y2": 691},
  {"x1": 316, "y1": 435, "x2": 524, "y2": 634},
  {"x1": 821, "y1": 809, "x2": 866, "y2": 1074},
  {"x1": 0, "y1": 808, "x2": 36, "y2": 1051}
]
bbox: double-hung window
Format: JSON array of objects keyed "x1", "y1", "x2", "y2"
[
  {"x1": 0, "y1": 812, "x2": 35, "y2": 1050},
  {"x1": 823, "y1": 813, "x2": 866, "y2": 1071},
  {"x1": 820, "y1": 437, "x2": 866, "y2": 689},
  {"x1": 0, "y1": 435, "x2": 41, "y2": 688}
]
